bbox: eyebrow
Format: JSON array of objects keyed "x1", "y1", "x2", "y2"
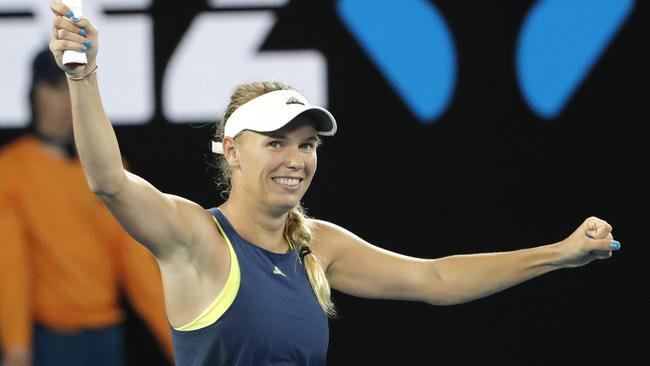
[{"x1": 263, "y1": 133, "x2": 318, "y2": 142}]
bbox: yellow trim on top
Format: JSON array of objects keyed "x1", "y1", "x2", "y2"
[{"x1": 174, "y1": 216, "x2": 241, "y2": 331}]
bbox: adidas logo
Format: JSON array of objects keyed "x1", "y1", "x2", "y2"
[
  {"x1": 286, "y1": 96, "x2": 305, "y2": 106},
  {"x1": 273, "y1": 266, "x2": 286, "y2": 277}
]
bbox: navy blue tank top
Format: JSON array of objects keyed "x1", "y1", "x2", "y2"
[{"x1": 171, "y1": 208, "x2": 329, "y2": 366}]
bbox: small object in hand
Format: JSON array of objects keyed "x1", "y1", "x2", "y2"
[{"x1": 61, "y1": 0, "x2": 87, "y2": 66}]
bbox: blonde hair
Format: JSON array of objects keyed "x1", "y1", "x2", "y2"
[{"x1": 213, "y1": 81, "x2": 336, "y2": 317}]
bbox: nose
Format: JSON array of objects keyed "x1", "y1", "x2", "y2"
[{"x1": 284, "y1": 146, "x2": 305, "y2": 170}]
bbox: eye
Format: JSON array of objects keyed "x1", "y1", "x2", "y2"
[
  {"x1": 268, "y1": 140, "x2": 282, "y2": 149},
  {"x1": 300, "y1": 142, "x2": 316, "y2": 151}
]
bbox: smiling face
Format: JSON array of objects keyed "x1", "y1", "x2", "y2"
[{"x1": 226, "y1": 115, "x2": 320, "y2": 213}]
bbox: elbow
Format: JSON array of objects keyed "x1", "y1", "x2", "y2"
[
  {"x1": 424, "y1": 293, "x2": 464, "y2": 307},
  {"x1": 87, "y1": 170, "x2": 127, "y2": 197},
  {"x1": 426, "y1": 296, "x2": 469, "y2": 307},
  {"x1": 424, "y1": 290, "x2": 473, "y2": 307},
  {"x1": 422, "y1": 263, "x2": 472, "y2": 306}
]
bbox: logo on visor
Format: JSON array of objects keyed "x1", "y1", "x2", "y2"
[{"x1": 286, "y1": 97, "x2": 305, "y2": 106}]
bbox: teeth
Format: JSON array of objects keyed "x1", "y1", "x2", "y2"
[{"x1": 274, "y1": 178, "x2": 300, "y2": 186}]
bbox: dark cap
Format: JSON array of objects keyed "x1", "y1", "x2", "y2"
[
  {"x1": 31, "y1": 47, "x2": 65, "y2": 85},
  {"x1": 28, "y1": 47, "x2": 66, "y2": 129}
]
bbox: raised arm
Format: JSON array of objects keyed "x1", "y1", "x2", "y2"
[
  {"x1": 316, "y1": 217, "x2": 619, "y2": 305},
  {"x1": 48, "y1": 2, "x2": 204, "y2": 260}
]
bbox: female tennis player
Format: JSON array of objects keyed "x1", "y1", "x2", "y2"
[{"x1": 48, "y1": 2, "x2": 620, "y2": 365}]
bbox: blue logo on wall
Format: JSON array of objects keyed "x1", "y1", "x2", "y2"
[
  {"x1": 338, "y1": 0, "x2": 634, "y2": 123},
  {"x1": 516, "y1": 0, "x2": 635, "y2": 119},
  {"x1": 337, "y1": 0, "x2": 456, "y2": 124}
]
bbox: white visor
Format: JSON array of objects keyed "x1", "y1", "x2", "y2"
[{"x1": 212, "y1": 90, "x2": 337, "y2": 154}]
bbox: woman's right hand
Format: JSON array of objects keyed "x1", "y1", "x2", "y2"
[{"x1": 48, "y1": 1, "x2": 98, "y2": 78}]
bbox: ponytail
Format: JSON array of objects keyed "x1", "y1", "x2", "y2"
[{"x1": 285, "y1": 204, "x2": 336, "y2": 317}]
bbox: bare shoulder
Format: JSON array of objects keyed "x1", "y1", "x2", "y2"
[
  {"x1": 309, "y1": 219, "x2": 359, "y2": 269},
  {"x1": 310, "y1": 219, "x2": 347, "y2": 238}
]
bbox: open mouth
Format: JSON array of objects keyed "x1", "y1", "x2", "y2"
[{"x1": 272, "y1": 177, "x2": 303, "y2": 189}]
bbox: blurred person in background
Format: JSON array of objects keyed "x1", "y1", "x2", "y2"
[{"x1": 0, "y1": 47, "x2": 173, "y2": 366}]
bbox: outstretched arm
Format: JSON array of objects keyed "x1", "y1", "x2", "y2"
[
  {"x1": 48, "y1": 1, "x2": 206, "y2": 260},
  {"x1": 317, "y1": 217, "x2": 619, "y2": 305}
]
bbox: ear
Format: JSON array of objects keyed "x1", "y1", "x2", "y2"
[{"x1": 222, "y1": 137, "x2": 240, "y2": 167}]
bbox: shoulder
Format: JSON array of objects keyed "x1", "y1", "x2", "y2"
[
  {"x1": 0, "y1": 135, "x2": 34, "y2": 165},
  {"x1": 0, "y1": 136, "x2": 35, "y2": 192},
  {"x1": 309, "y1": 219, "x2": 360, "y2": 268},
  {"x1": 310, "y1": 219, "x2": 349, "y2": 239}
]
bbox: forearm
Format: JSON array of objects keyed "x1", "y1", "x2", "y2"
[
  {"x1": 68, "y1": 70, "x2": 126, "y2": 195},
  {"x1": 427, "y1": 243, "x2": 563, "y2": 305}
]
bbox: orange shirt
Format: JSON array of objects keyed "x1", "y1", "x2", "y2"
[{"x1": 0, "y1": 135, "x2": 173, "y2": 360}]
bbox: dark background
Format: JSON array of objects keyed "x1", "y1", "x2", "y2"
[{"x1": 1, "y1": 1, "x2": 648, "y2": 365}]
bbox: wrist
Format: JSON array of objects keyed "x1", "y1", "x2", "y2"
[
  {"x1": 543, "y1": 241, "x2": 568, "y2": 269},
  {"x1": 66, "y1": 63, "x2": 98, "y2": 81}
]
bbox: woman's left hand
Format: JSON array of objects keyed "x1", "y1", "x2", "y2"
[{"x1": 555, "y1": 216, "x2": 620, "y2": 268}]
